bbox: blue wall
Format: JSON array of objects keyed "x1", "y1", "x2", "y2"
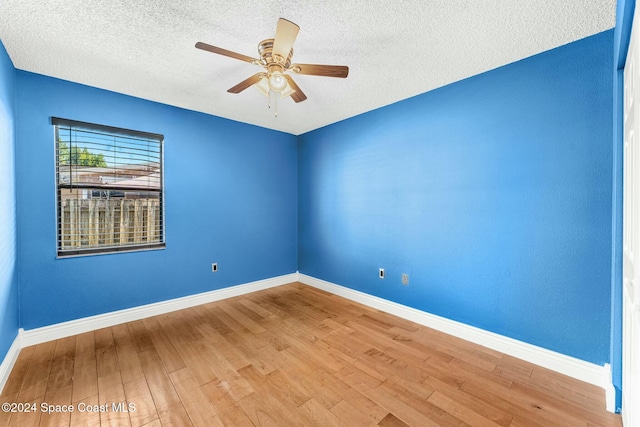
[
  {"x1": 0, "y1": 42, "x2": 19, "y2": 363},
  {"x1": 298, "y1": 30, "x2": 614, "y2": 365},
  {"x1": 15, "y1": 72, "x2": 298, "y2": 330}
]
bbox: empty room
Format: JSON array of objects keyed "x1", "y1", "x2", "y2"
[{"x1": 0, "y1": 0, "x2": 638, "y2": 426}]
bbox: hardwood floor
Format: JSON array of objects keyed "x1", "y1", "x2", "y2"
[{"x1": 0, "y1": 282, "x2": 622, "y2": 426}]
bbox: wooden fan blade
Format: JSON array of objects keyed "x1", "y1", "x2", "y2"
[
  {"x1": 195, "y1": 42, "x2": 259, "y2": 64},
  {"x1": 284, "y1": 75, "x2": 307, "y2": 103},
  {"x1": 272, "y1": 18, "x2": 299, "y2": 63},
  {"x1": 290, "y1": 63, "x2": 349, "y2": 78},
  {"x1": 228, "y1": 73, "x2": 266, "y2": 94}
]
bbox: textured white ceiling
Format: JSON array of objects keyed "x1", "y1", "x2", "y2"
[{"x1": 0, "y1": 0, "x2": 616, "y2": 135}]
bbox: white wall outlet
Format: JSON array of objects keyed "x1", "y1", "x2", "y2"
[
  {"x1": 211, "y1": 263, "x2": 218, "y2": 272},
  {"x1": 379, "y1": 268, "x2": 385, "y2": 279},
  {"x1": 402, "y1": 273, "x2": 409, "y2": 285}
]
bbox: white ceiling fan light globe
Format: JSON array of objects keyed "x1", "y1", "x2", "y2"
[
  {"x1": 254, "y1": 76, "x2": 270, "y2": 97},
  {"x1": 280, "y1": 84, "x2": 296, "y2": 99},
  {"x1": 268, "y1": 71, "x2": 287, "y2": 92}
]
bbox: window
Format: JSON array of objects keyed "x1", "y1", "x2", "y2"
[{"x1": 54, "y1": 117, "x2": 165, "y2": 257}]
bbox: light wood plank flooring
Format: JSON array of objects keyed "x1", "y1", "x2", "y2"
[{"x1": 0, "y1": 282, "x2": 622, "y2": 426}]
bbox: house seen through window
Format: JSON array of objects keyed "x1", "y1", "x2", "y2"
[{"x1": 54, "y1": 118, "x2": 165, "y2": 257}]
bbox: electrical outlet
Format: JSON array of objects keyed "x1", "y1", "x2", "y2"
[
  {"x1": 379, "y1": 268, "x2": 385, "y2": 279},
  {"x1": 211, "y1": 263, "x2": 218, "y2": 272},
  {"x1": 402, "y1": 274, "x2": 409, "y2": 285}
]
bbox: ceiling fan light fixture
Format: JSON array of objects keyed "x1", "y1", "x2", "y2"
[
  {"x1": 280, "y1": 84, "x2": 295, "y2": 99},
  {"x1": 268, "y1": 71, "x2": 287, "y2": 92},
  {"x1": 255, "y1": 75, "x2": 295, "y2": 100},
  {"x1": 254, "y1": 76, "x2": 270, "y2": 97}
]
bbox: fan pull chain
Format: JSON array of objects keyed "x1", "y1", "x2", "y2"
[{"x1": 268, "y1": 89, "x2": 279, "y2": 117}]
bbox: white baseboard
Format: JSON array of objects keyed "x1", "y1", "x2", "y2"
[
  {"x1": 0, "y1": 329, "x2": 23, "y2": 394},
  {"x1": 603, "y1": 363, "x2": 616, "y2": 413},
  {"x1": 298, "y1": 273, "x2": 615, "y2": 412},
  {"x1": 21, "y1": 273, "x2": 298, "y2": 347}
]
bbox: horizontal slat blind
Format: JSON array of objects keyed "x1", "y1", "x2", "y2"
[{"x1": 54, "y1": 118, "x2": 165, "y2": 256}]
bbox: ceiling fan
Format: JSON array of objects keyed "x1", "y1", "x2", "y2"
[{"x1": 196, "y1": 18, "x2": 348, "y2": 115}]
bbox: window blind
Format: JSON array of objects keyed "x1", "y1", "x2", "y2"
[{"x1": 53, "y1": 117, "x2": 165, "y2": 256}]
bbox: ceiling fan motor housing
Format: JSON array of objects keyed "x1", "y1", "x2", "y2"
[{"x1": 258, "y1": 39, "x2": 293, "y2": 70}]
